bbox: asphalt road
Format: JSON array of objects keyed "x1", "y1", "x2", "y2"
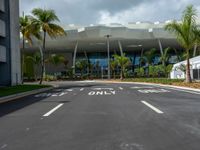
[{"x1": 1, "y1": 81, "x2": 200, "y2": 150}]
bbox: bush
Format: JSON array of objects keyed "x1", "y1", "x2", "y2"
[
  {"x1": 135, "y1": 68, "x2": 145, "y2": 77},
  {"x1": 44, "y1": 75, "x2": 57, "y2": 81},
  {"x1": 124, "y1": 78, "x2": 184, "y2": 85}
]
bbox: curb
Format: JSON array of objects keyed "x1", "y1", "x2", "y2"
[
  {"x1": 0, "y1": 87, "x2": 54, "y2": 104},
  {"x1": 94, "y1": 80, "x2": 200, "y2": 92}
]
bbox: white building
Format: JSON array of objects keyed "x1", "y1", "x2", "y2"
[{"x1": 170, "y1": 55, "x2": 200, "y2": 80}]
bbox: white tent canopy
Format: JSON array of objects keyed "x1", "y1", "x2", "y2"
[{"x1": 170, "y1": 55, "x2": 200, "y2": 79}]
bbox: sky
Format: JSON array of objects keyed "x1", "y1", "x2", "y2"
[{"x1": 19, "y1": 0, "x2": 200, "y2": 26}]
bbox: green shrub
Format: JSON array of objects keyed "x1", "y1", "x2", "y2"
[{"x1": 44, "y1": 75, "x2": 57, "y2": 81}]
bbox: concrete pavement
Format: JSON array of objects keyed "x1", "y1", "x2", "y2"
[{"x1": 0, "y1": 81, "x2": 200, "y2": 150}]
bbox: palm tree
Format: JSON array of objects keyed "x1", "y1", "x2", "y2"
[
  {"x1": 20, "y1": 14, "x2": 42, "y2": 83},
  {"x1": 160, "y1": 47, "x2": 171, "y2": 77},
  {"x1": 142, "y1": 48, "x2": 156, "y2": 76},
  {"x1": 75, "y1": 60, "x2": 88, "y2": 79},
  {"x1": 110, "y1": 59, "x2": 118, "y2": 79},
  {"x1": 113, "y1": 54, "x2": 130, "y2": 80},
  {"x1": 165, "y1": 5, "x2": 198, "y2": 83},
  {"x1": 20, "y1": 15, "x2": 30, "y2": 84},
  {"x1": 47, "y1": 54, "x2": 65, "y2": 66},
  {"x1": 26, "y1": 52, "x2": 41, "y2": 81},
  {"x1": 30, "y1": 8, "x2": 66, "y2": 84}
]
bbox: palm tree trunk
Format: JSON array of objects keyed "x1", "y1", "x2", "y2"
[
  {"x1": 186, "y1": 50, "x2": 192, "y2": 83},
  {"x1": 21, "y1": 36, "x2": 25, "y2": 84},
  {"x1": 120, "y1": 66, "x2": 123, "y2": 80},
  {"x1": 39, "y1": 31, "x2": 46, "y2": 84}
]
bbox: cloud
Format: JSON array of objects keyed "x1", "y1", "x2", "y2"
[{"x1": 19, "y1": 0, "x2": 200, "y2": 25}]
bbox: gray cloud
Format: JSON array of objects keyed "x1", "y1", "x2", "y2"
[{"x1": 19, "y1": 0, "x2": 200, "y2": 25}]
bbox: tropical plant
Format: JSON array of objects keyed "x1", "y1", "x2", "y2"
[
  {"x1": 47, "y1": 54, "x2": 65, "y2": 66},
  {"x1": 75, "y1": 60, "x2": 88, "y2": 78},
  {"x1": 30, "y1": 8, "x2": 66, "y2": 84},
  {"x1": 160, "y1": 47, "x2": 171, "y2": 77},
  {"x1": 20, "y1": 15, "x2": 30, "y2": 84},
  {"x1": 165, "y1": 5, "x2": 198, "y2": 83},
  {"x1": 141, "y1": 48, "x2": 157, "y2": 76},
  {"x1": 110, "y1": 59, "x2": 118, "y2": 79},
  {"x1": 25, "y1": 52, "x2": 41, "y2": 81},
  {"x1": 135, "y1": 67, "x2": 145, "y2": 77},
  {"x1": 113, "y1": 54, "x2": 130, "y2": 80},
  {"x1": 20, "y1": 14, "x2": 41, "y2": 83}
]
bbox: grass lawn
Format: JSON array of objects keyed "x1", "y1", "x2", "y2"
[
  {"x1": 0, "y1": 84, "x2": 52, "y2": 97},
  {"x1": 121, "y1": 78, "x2": 200, "y2": 89}
]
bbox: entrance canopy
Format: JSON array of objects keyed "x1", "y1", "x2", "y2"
[{"x1": 23, "y1": 22, "x2": 182, "y2": 53}]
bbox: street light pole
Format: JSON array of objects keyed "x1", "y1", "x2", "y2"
[{"x1": 105, "y1": 35, "x2": 111, "y2": 79}]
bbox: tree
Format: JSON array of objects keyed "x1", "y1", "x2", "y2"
[
  {"x1": 20, "y1": 15, "x2": 30, "y2": 84},
  {"x1": 75, "y1": 60, "x2": 88, "y2": 79},
  {"x1": 113, "y1": 54, "x2": 130, "y2": 80},
  {"x1": 25, "y1": 52, "x2": 41, "y2": 81},
  {"x1": 165, "y1": 5, "x2": 198, "y2": 83},
  {"x1": 160, "y1": 47, "x2": 170, "y2": 77},
  {"x1": 142, "y1": 48, "x2": 157, "y2": 76},
  {"x1": 47, "y1": 54, "x2": 65, "y2": 75},
  {"x1": 110, "y1": 59, "x2": 118, "y2": 79},
  {"x1": 20, "y1": 14, "x2": 41, "y2": 83},
  {"x1": 47, "y1": 54, "x2": 65, "y2": 66},
  {"x1": 30, "y1": 8, "x2": 66, "y2": 84}
]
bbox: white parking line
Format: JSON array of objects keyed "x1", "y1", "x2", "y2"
[
  {"x1": 80, "y1": 88, "x2": 84, "y2": 91},
  {"x1": 59, "y1": 92, "x2": 67, "y2": 96},
  {"x1": 43, "y1": 103, "x2": 64, "y2": 117},
  {"x1": 141, "y1": 101, "x2": 164, "y2": 114},
  {"x1": 119, "y1": 87, "x2": 123, "y2": 90},
  {"x1": 66, "y1": 89, "x2": 73, "y2": 92}
]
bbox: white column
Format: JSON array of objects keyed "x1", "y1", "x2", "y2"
[
  {"x1": 84, "y1": 50, "x2": 89, "y2": 75},
  {"x1": 118, "y1": 40, "x2": 123, "y2": 56},
  {"x1": 107, "y1": 36, "x2": 111, "y2": 79},
  {"x1": 158, "y1": 39, "x2": 163, "y2": 55},
  {"x1": 73, "y1": 41, "x2": 78, "y2": 75},
  {"x1": 193, "y1": 44, "x2": 197, "y2": 57}
]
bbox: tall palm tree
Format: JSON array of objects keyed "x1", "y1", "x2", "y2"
[
  {"x1": 20, "y1": 14, "x2": 41, "y2": 83},
  {"x1": 30, "y1": 8, "x2": 66, "y2": 84},
  {"x1": 20, "y1": 15, "x2": 30, "y2": 84},
  {"x1": 165, "y1": 5, "x2": 198, "y2": 83},
  {"x1": 113, "y1": 54, "x2": 130, "y2": 80}
]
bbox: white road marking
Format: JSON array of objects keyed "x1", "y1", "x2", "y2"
[
  {"x1": 131, "y1": 86, "x2": 154, "y2": 89},
  {"x1": 1, "y1": 144, "x2": 7, "y2": 149},
  {"x1": 141, "y1": 101, "x2": 164, "y2": 114},
  {"x1": 51, "y1": 94, "x2": 58, "y2": 97},
  {"x1": 138, "y1": 89, "x2": 170, "y2": 94},
  {"x1": 59, "y1": 92, "x2": 67, "y2": 97},
  {"x1": 66, "y1": 89, "x2": 73, "y2": 92},
  {"x1": 88, "y1": 90, "x2": 116, "y2": 96},
  {"x1": 43, "y1": 103, "x2": 64, "y2": 117},
  {"x1": 119, "y1": 87, "x2": 123, "y2": 90},
  {"x1": 80, "y1": 88, "x2": 84, "y2": 91},
  {"x1": 93, "y1": 88, "x2": 113, "y2": 90}
]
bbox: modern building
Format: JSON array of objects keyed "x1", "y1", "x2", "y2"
[
  {"x1": 170, "y1": 55, "x2": 200, "y2": 80},
  {"x1": 0, "y1": 0, "x2": 21, "y2": 86},
  {"x1": 24, "y1": 21, "x2": 198, "y2": 78}
]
